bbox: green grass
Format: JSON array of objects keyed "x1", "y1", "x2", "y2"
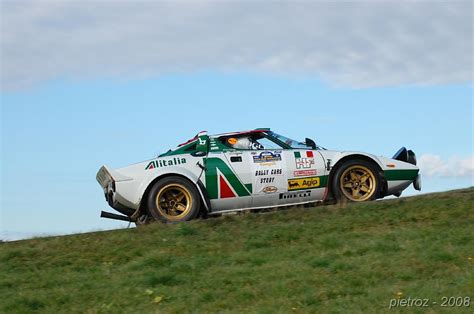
[{"x1": 1, "y1": 189, "x2": 473, "y2": 313}]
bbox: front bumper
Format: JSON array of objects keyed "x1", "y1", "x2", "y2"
[{"x1": 413, "y1": 174, "x2": 422, "y2": 191}]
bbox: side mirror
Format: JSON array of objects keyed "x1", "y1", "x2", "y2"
[{"x1": 305, "y1": 138, "x2": 316, "y2": 149}]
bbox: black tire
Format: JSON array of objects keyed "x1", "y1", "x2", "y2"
[
  {"x1": 147, "y1": 176, "x2": 201, "y2": 223},
  {"x1": 332, "y1": 159, "x2": 381, "y2": 203}
]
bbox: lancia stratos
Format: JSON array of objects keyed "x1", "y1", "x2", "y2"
[{"x1": 96, "y1": 128, "x2": 421, "y2": 224}]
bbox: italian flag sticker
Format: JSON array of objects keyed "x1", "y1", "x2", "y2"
[{"x1": 294, "y1": 151, "x2": 313, "y2": 158}]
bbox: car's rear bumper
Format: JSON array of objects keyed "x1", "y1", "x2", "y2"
[{"x1": 96, "y1": 166, "x2": 135, "y2": 216}]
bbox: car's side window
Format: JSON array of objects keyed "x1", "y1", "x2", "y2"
[
  {"x1": 253, "y1": 137, "x2": 283, "y2": 150},
  {"x1": 219, "y1": 134, "x2": 284, "y2": 150}
]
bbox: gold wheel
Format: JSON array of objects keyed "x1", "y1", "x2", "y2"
[
  {"x1": 339, "y1": 165, "x2": 377, "y2": 202},
  {"x1": 155, "y1": 184, "x2": 193, "y2": 221}
]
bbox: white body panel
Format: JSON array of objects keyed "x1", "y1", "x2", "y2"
[
  {"x1": 99, "y1": 155, "x2": 205, "y2": 211},
  {"x1": 318, "y1": 150, "x2": 419, "y2": 173},
  {"x1": 97, "y1": 131, "x2": 420, "y2": 218}
]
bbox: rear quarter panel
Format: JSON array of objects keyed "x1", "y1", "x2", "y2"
[{"x1": 113, "y1": 155, "x2": 204, "y2": 209}]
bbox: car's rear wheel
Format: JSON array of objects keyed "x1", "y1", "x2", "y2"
[
  {"x1": 147, "y1": 176, "x2": 200, "y2": 223},
  {"x1": 332, "y1": 160, "x2": 380, "y2": 202}
]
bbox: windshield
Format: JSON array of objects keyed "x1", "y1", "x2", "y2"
[
  {"x1": 268, "y1": 131, "x2": 326, "y2": 150},
  {"x1": 267, "y1": 132, "x2": 310, "y2": 149}
]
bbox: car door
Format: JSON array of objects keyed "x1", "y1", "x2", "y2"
[
  {"x1": 204, "y1": 137, "x2": 253, "y2": 212},
  {"x1": 250, "y1": 149, "x2": 288, "y2": 207},
  {"x1": 280, "y1": 149, "x2": 327, "y2": 203},
  {"x1": 206, "y1": 133, "x2": 287, "y2": 211}
]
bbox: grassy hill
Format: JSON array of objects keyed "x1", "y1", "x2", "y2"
[{"x1": 1, "y1": 189, "x2": 473, "y2": 313}]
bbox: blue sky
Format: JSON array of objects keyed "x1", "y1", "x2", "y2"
[{"x1": 1, "y1": 1, "x2": 472, "y2": 240}]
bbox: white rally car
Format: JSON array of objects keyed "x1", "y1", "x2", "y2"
[{"x1": 97, "y1": 128, "x2": 421, "y2": 224}]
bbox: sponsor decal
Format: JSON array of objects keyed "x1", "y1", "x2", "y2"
[
  {"x1": 255, "y1": 169, "x2": 282, "y2": 176},
  {"x1": 205, "y1": 158, "x2": 252, "y2": 199},
  {"x1": 253, "y1": 162, "x2": 284, "y2": 194},
  {"x1": 279, "y1": 190, "x2": 312, "y2": 199},
  {"x1": 260, "y1": 177, "x2": 275, "y2": 184},
  {"x1": 209, "y1": 138, "x2": 219, "y2": 151},
  {"x1": 294, "y1": 169, "x2": 317, "y2": 177},
  {"x1": 288, "y1": 176, "x2": 320, "y2": 191},
  {"x1": 262, "y1": 186, "x2": 278, "y2": 194},
  {"x1": 294, "y1": 151, "x2": 315, "y2": 169},
  {"x1": 145, "y1": 158, "x2": 186, "y2": 170},
  {"x1": 198, "y1": 137, "x2": 207, "y2": 146},
  {"x1": 253, "y1": 151, "x2": 282, "y2": 163},
  {"x1": 227, "y1": 137, "x2": 238, "y2": 145}
]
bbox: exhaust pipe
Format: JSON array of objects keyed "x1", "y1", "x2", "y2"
[{"x1": 100, "y1": 211, "x2": 133, "y2": 222}]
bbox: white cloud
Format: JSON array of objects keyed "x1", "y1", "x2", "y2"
[
  {"x1": 419, "y1": 154, "x2": 474, "y2": 178},
  {"x1": 0, "y1": 1, "x2": 472, "y2": 90}
]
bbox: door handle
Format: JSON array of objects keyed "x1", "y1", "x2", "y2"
[{"x1": 230, "y1": 156, "x2": 242, "y2": 162}]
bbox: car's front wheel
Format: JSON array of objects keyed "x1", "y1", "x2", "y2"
[
  {"x1": 147, "y1": 176, "x2": 201, "y2": 223},
  {"x1": 332, "y1": 160, "x2": 381, "y2": 202}
]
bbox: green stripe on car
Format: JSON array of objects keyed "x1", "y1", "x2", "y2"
[
  {"x1": 205, "y1": 158, "x2": 252, "y2": 199},
  {"x1": 384, "y1": 169, "x2": 419, "y2": 181}
]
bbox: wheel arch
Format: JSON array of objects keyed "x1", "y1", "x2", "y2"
[
  {"x1": 138, "y1": 172, "x2": 211, "y2": 216},
  {"x1": 326, "y1": 154, "x2": 386, "y2": 200}
]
